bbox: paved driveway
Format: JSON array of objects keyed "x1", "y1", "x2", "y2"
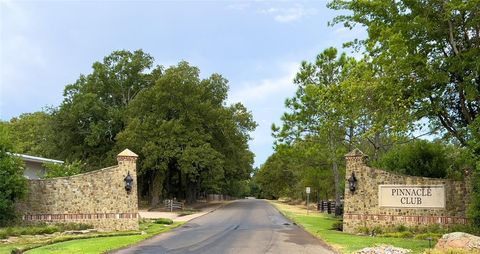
[{"x1": 113, "y1": 199, "x2": 336, "y2": 254}]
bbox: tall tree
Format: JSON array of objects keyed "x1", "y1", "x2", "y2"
[
  {"x1": 274, "y1": 47, "x2": 356, "y2": 215},
  {"x1": 256, "y1": 140, "x2": 334, "y2": 201},
  {"x1": 339, "y1": 59, "x2": 418, "y2": 160},
  {"x1": 329, "y1": 0, "x2": 480, "y2": 147},
  {"x1": 7, "y1": 111, "x2": 57, "y2": 158},
  {"x1": 52, "y1": 50, "x2": 157, "y2": 168},
  {"x1": 255, "y1": 151, "x2": 298, "y2": 199},
  {"x1": 329, "y1": 0, "x2": 480, "y2": 227},
  {"x1": 116, "y1": 62, "x2": 255, "y2": 206}
]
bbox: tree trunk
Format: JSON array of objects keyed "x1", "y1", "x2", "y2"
[
  {"x1": 138, "y1": 174, "x2": 146, "y2": 205},
  {"x1": 332, "y1": 160, "x2": 342, "y2": 216},
  {"x1": 147, "y1": 171, "x2": 153, "y2": 205},
  {"x1": 150, "y1": 170, "x2": 163, "y2": 209},
  {"x1": 373, "y1": 132, "x2": 380, "y2": 161},
  {"x1": 329, "y1": 129, "x2": 342, "y2": 216},
  {"x1": 348, "y1": 125, "x2": 354, "y2": 151},
  {"x1": 177, "y1": 170, "x2": 183, "y2": 200},
  {"x1": 186, "y1": 178, "x2": 197, "y2": 204}
]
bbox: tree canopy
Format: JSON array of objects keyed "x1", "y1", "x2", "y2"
[
  {"x1": 255, "y1": 140, "x2": 334, "y2": 201},
  {"x1": 116, "y1": 61, "x2": 256, "y2": 205},
  {"x1": 328, "y1": 0, "x2": 480, "y2": 147},
  {"x1": 327, "y1": 0, "x2": 480, "y2": 227},
  {"x1": 51, "y1": 50, "x2": 157, "y2": 168},
  {"x1": 255, "y1": 1, "x2": 480, "y2": 225},
  {"x1": 6, "y1": 51, "x2": 257, "y2": 208}
]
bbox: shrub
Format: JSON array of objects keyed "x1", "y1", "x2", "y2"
[
  {"x1": 330, "y1": 221, "x2": 343, "y2": 231},
  {"x1": 375, "y1": 140, "x2": 475, "y2": 179},
  {"x1": 356, "y1": 225, "x2": 384, "y2": 235},
  {"x1": 468, "y1": 168, "x2": 480, "y2": 230},
  {"x1": 43, "y1": 160, "x2": 85, "y2": 178},
  {"x1": 394, "y1": 224, "x2": 408, "y2": 232},
  {"x1": 0, "y1": 125, "x2": 28, "y2": 226},
  {"x1": 56, "y1": 222, "x2": 93, "y2": 231},
  {"x1": 376, "y1": 140, "x2": 448, "y2": 178},
  {"x1": 423, "y1": 223, "x2": 443, "y2": 234},
  {"x1": 354, "y1": 223, "x2": 479, "y2": 239},
  {"x1": 0, "y1": 223, "x2": 94, "y2": 238},
  {"x1": 371, "y1": 226, "x2": 384, "y2": 235},
  {"x1": 36, "y1": 225, "x2": 58, "y2": 234},
  {"x1": 154, "y1": 218, "x2": 173, "y2": 225},
  {"x1": 381, "y1": 231, "x2": 414, "y2": 238},
  {"x1": 414, "y1": 232, "x2": 442, "y2": 241},
  {"x1": 356, "y1": 226, "x2": 370, "y2": 235},
  {"x1": 447, "y1": 223, "x2": 480, "y2": 236}
]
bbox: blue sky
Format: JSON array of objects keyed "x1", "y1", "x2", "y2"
[{"x1": 0, "y1": 0, "x2": 365, "y2": 167}]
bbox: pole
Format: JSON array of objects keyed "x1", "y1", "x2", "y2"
[
  {"x1": 305, "y1": 187, "x2": 311, "y2": 215},
  {"x1": 307, "y1": 192, "x2": 309, "y2": 215}
]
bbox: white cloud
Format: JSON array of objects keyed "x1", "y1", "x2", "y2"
[
  {"x1": 261, "y1": 4, "x2": 318, "y2": 23},
  {"x1": 228, "y1": 62, "x2": 299, "y2": 104},
  {"x1": 0, "y1": 0, "x2": 29, "y2": 27},
  {"x1": 226, "y1": 2, "x2": 250, "y2": 11}
]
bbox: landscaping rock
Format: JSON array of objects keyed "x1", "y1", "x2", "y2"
[
  {"x1": 6, "y1": 236, "x2": 19, "y2": 243},
  {"x1": 353, "y1": 245, "x2": 411, "y2": 254},
  {"x1": 0, "y1": 239, "x2": 10, "y2": 243},
  {"x1": 435, "y1": 232, "x2": 480, "y2": 251}
]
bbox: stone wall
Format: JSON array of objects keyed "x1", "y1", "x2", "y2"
[
  {"x1": 343, "y1": 149, "x2": 471, "y2": 233},
  {"x1": 16, "y1": 149, "x2": 139, "y2": 231}
]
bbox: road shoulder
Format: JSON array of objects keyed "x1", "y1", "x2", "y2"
[
  {"x1": 268, "y1": 200, "x2": 340, "y2": 254},
  {"x1": 138, "y1": 201, "x2": 231, "y2": 222}
]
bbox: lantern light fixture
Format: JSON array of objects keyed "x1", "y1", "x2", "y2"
[
  {"x1": 124, "y1": 172, "x2": 133, "y2": 193},
  {"x1": 348, "y1": 172, "x2": 357, "y2": 193}
]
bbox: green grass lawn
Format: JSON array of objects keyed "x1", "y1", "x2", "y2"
[
  {"x1": 0, "y1": 232, "x2": 142, "y2": 254},
  {"x1": 271, "y1": 201, "x2": 432, "y2": 254},
  {"x1": 25, "y1": 222, "x2": 183, "y2": 254},
  {"x1": 0, "y1": 221, "x2": 183, "y2": 254},
  {"x1": 0, "y1": 243, "x2": 39, "y2": 254},
  {"x1": 26, "y1": 235, "x2": 150, "y2": 254}
]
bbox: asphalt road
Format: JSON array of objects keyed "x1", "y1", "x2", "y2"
[{"x1": 113, "y1": 199, "x2": 336, "y2": 254}]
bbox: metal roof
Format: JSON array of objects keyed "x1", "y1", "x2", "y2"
[{"x1": 12, "y1": 153, "x2": 64, "y2": 164}]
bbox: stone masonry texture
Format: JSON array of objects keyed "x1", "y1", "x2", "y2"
[
  {"x1": 15, "y1": 149, "x2": 139, "y2": 231},
  {"x1": 343, "y1": 149, "x2": 470, "y2": 234}
]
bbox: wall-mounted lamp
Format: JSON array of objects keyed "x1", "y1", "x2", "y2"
[
  {"x1": 348, "y1": 172, "x2": 357, "y2": 193},
  {"x1": 124, "y1": 172, "x2": 133, "y2": 193}
]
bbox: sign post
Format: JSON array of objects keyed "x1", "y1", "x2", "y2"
[{"x1": 306, "y1": 187, "x2": 311, "y2": 214}]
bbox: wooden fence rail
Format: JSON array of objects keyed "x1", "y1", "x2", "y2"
[{"x1": 164, "y1": 199, "x2": 183, "y2": 211}]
